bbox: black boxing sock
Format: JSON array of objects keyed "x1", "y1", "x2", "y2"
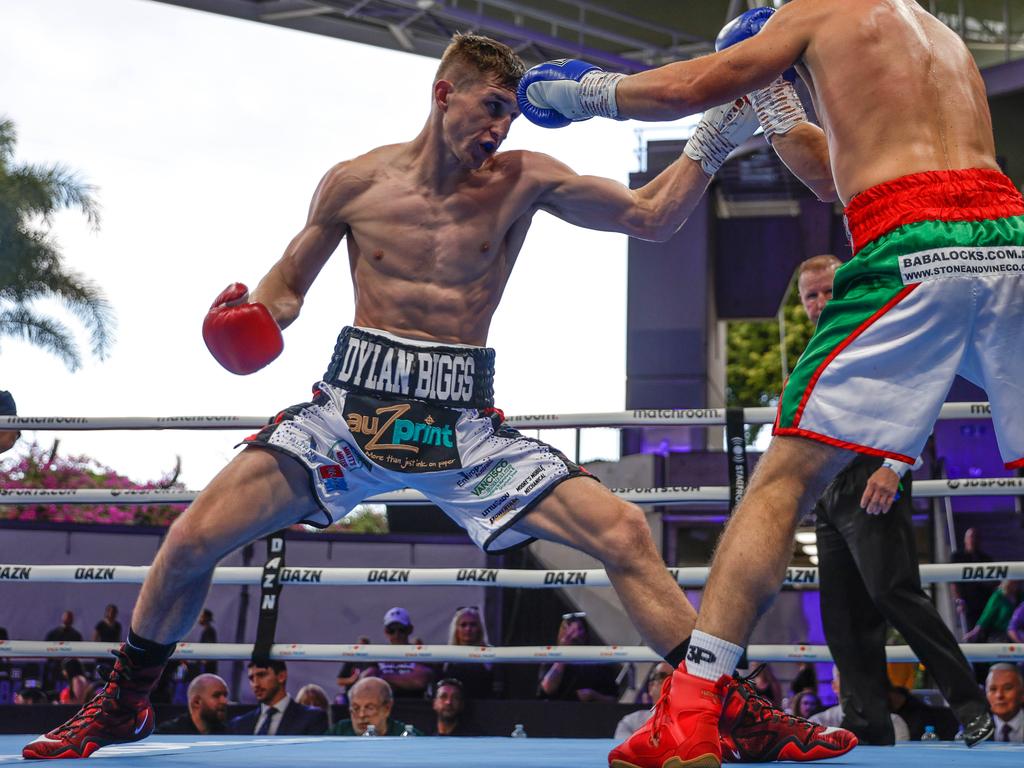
[
  {"x1": 124, "y1": 628, "x2": 176, "y2": 669},
  {"x1": 664, "y1": 637, "x2": 690, "y2": 669}
]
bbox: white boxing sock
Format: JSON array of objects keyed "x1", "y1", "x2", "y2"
[{"x1": 685, "y1": 630, "x2": 744, "y2": 681}]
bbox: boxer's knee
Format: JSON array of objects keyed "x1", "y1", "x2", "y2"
[{"x1": 593, "y1": 501, "x2": 655, "y2": 570}]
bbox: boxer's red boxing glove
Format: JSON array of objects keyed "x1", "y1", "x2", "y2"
[{"x1": 202, "y1": 283, "x2": 283, "y2": 375}]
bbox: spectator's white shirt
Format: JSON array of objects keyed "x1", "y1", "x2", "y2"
[
  {"x1": 614, "y1": 709, "x2": 652, "y2": 741},
  {"x1": 811, "y1": 704, "x2": 910, "y2": 742},
  {"x1": 993, "y1": 709, "x2": 1024, "y2": 743}
]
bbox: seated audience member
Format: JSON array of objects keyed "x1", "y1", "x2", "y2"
[
  {"x1": 296, "y1": 683, "x2": 333, "y2": 728},
  {"x1": 432, "y1": 678, "x2": 477, "y2": 736},
  {"x1": 157, "y1": 674, "x2": 230, "y2": 735},
  {"x1": 789, "y1": 662, "x2": 818, "y2": 698},
  {"x1": 811, "y1": 666, "x2": 910, "y2": 742},
  {"x1": 789, "y1": 690, "x2": 823, "y2": 720},
  {"x1": 15, "y1": 688, "x2": 49, "y2": 705},
  {"x1": 440, "y1": 606, "x2": 498, "y2": 699},
  {"x1": 965, "y1": 580, "x2": 1021, "y2": 642},
  {"x1": 229, "y1": 660, "x2": 327, "y2": 735},
  {"x1": 92, "y1": 604, "x2": 122, "y2": 644},
  {"x1": 59, "y1": 659, "x2": 89, "y2": 705},
  {"x1": 336, "y1": 635, "x2": 373, "y2": 705},
  {"x1": 1008, "y1": 602, "x2": 1024, "y2": 644},
  {"x1": 326, "y1": 677, "x2": 423, "y2": 736},
  {"x1": 537, "y1": 613, "x2": 620, "y2": 703},
  {"x1": 614, "y1": 662, "x2": 673, "y2": 741},
  {"x1": 986, "y1": 663, "x2": 1023, "y2": 743},
  {"x1": 0, "y1": 390, "x2": 20, "y2": 456},
  {"x1": 744, "y1": 663, "x2": 783, "y2": 708},
  {"x1": 363, "y1": 607, "x2": 434, "y2": 699},
  {"x1": 888, "y1": 685, "x2": 959, "y2": 740}
]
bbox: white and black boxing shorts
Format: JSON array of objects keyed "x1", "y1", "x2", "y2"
[{"x1": 243, "y1": 326, "x2": 596, "y2": 553}]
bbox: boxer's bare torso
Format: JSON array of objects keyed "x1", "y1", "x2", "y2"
[
  {"x1": 250, "y1": 73, "x2": 710, "y2": 346},
  {"x1": 620, "y1": 0, "x2": 998, "y2": 203}
]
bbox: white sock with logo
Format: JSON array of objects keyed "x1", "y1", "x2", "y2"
[{"x1": 684, "y1": 630, "x2": 744, "y2": 681}]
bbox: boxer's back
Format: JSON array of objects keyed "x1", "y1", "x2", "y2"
[{"x1": 799, "y1": 0, "x2": 998, "y2": 201}]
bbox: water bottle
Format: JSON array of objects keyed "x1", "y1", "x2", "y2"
[
  {"x1": 921, "y1": 725, "x2": 939, "y2": 741},
  {"x1": 401, "y1": 724, "x2": 416, "y2": 737},
  {"x1": 511, "y1": 723, "x2": 528, "y2": 738},
  {"x1": 362, "y1": 724, "x2": 377, "y2": 737}
]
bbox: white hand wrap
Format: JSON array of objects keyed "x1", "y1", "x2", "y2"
[
  {"x1": 526, "y1": 71, "x2": 626, "y2": 120},
  {"x1": 749, "y1": 76, "x2": 807, "y2": 140},
  {"x1": 683, "y1": 97, "x2": 761, "y2": 177}
]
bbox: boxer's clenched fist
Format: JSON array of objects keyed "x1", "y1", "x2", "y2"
[{"x1": 202, "y1": 283, "x2": 283, "y2": 375}]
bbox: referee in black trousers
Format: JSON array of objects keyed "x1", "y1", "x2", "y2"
[{"x1": 796, "y1": 255, "x2": 992, "y2": 747}]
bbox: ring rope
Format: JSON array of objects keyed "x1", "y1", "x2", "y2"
[
  {"x1": 2, "y1": 562, "x2": 1020, "y2": 587},
  {"x1": 0, "y1": 640, "x2": 1019, "y2": 664},
  {"x1": 1, "y1": 478, "x2": 1021, "y2": 508},
  {"x1": 0, "y1": 401, "x2": 994, "y2": 431}
]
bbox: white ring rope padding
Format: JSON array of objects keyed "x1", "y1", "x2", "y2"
[
  {"x1": 1, "y1": 478, "x2": 1022, "y2": 508},
  {"x1": 0, "y1": 640, "x2": 1020, "y2": 664},
  {"x1": 0, "y1": 401, "x2": 995, "y2": 431},
  {"x1": 2, "y1": 562, "x2": 1021, "y2": 588}
]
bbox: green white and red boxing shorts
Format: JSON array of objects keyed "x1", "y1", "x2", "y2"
[
  {"x1": 243, "y1": 326, "x2": 593, "y2": 552},
  {"x1": 775, "y1": 168, "x2": 1024, "y2": 469}
]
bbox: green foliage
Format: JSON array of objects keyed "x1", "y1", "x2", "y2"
[
  {"x1": 726, "y1": 278, "x2": 816, "y2": 443},
  {"x1": 327, "y1": 506, "x2": 390, "y2": 534},
  {"x1": 0, "y1": 116, "x2": 115, "y2": 370}
]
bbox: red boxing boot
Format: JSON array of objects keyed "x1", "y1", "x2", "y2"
[
  {"x1": 609, "y1": 667, "x2": 727, "y2": 768},
  {"x1": 22, "y1": 648, "x2": 163, "y2": 759},
  {"x1": 719, "y1": 668, "x2": 857, "y2": 762}
]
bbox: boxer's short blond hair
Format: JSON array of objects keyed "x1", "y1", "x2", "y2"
[{"x1": 436, "y1": 33, "x2": 525, "y2": 92}]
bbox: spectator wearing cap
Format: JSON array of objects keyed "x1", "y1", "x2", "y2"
[
  {"x1": 363, "y1": 607, "x2": 434, "y2": 699},
  {"x1": 440, "y1": 606, "x2": 499, "y2": 699},
  {"x1": 537, "y1": 613, "x2": 620, "y2": 702},
  {"x1": 0, "y1": 390, "x2": 19, "y2": 455}
]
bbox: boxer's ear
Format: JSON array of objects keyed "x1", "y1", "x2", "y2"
[{"x1": 434, "y1": 79, "x2": 455, "y2": 111}]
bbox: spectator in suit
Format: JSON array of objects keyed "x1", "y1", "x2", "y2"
[
  {"x1": 92, "y1": 604, "x2": 122, "y2": 644},
  {"x1": 986, "y1": 664, "x2": 1023, "y2": 743},
  {"x1": 325, "y1": 677, "x2": 423, "y2": 736},
  {"x1": 0, "y1": 390, "x2": 20, "y2": 455},
  {"x1": 614, "y1": 662, "x2": 673, "y2": 740},
  {"x1": 363, "y1": 607, "x2": 434, "y2": 700},
  {"x1": 229, "y1": 660, "x2": 327, "y2": 735},
  {"x1": 157, "y1": 674, "x2": 229, "y2": 735},
  {"x1": 440, "y1": 606, "x2": 498, "y2": 699},
  {"x1": 432, "y1": 678, "x2": 478, "y2": 736}
]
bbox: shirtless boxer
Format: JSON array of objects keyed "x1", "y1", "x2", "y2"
[
  {"x1": 521, "y1": 1, "x2": 1016, "y2": 764},
  {"x1": 23, "y1": 33, "x2": 833, "y2": 760}
]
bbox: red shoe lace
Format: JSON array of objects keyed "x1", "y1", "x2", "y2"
[{"x1": 647, "y1": 676, "x2": 674, "y2": 746}]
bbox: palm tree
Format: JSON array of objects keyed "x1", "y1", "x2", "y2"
[{"x1": 0, "y1": 116, "x2": 115, "y2": 370}]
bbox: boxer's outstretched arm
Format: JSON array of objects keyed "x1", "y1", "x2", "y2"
[
  {"x1": 770, "y1": 122, "x2": 837, "y2": 202},
  {"x1": 249, "y1": 163, "x2": 351, "y2": 329},
  {"x1": 616, "y1": 3, "x2": 815, "y2": 120},
  {"x1": 531, "y1": 151, "x2": 710, "y2": 242}
]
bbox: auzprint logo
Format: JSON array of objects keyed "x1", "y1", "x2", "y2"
[
  {"x1": 471, "y1": 460, "x2": 517, "y2": 497},
  {"x1": 347, "y1": 403, "x2": 453, "y2": 453}
]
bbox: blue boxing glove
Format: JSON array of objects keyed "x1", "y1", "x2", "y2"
[
  {"x1": 517, "y1": 58, "x2": 626, "y2": 128},
  {"x1": 716, "y1": 8, "x2": 806, "y2": 141}
]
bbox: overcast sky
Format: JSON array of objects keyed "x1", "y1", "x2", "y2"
[{"x1": 0, "y1": 0, "x2": 702, "y2": 490}]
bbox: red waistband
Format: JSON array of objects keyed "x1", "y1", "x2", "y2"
[{"x1": 843, "y1": 169, "x2": 1024, "y2": 253}]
